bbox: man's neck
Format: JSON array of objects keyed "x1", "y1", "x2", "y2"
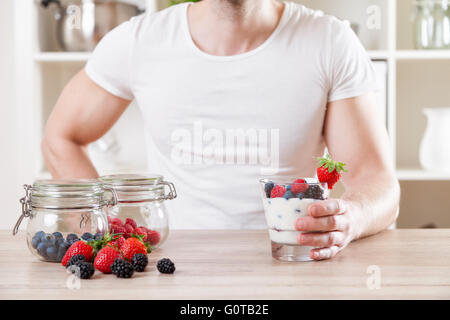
[{"x1": 187, "y1": 0, "x2": 285, "y2": 56}]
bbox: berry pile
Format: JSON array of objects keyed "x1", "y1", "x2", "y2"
[
  {"x1": 264, "y1": 178, "x2": 325, "y2": 200},
  {"x1": 107, "y1": 217, "x2": 161, "y2": 247},
  {"x1": 59, "y1": 232, "x2": 175, "y2": 279},
  {"x1": 31, "y1": 231, "x2": 85, "y2": 262}
]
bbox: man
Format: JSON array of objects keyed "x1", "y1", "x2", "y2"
[{"x1": 42, "y1": 0, "x2": 400, "y2": 260}]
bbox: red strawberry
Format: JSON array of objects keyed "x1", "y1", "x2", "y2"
[
  {"x1": 270, "y1": 185, "x2": 286, "y2": 198},
  {"x1": 61, "y1": 241, "x2": 94, "y2": 267},
  {"x1": 121, "y1": 237, "x2": 147, "y2": 261},
  {"x1": 125, "y1": 218, "x2": 137, "y2": 229},
  {"x1": 316, "y1": 154, "x2": 347, "y2": 189},
  {"x1": 110, "y1": 218, "x2": 123, "y2": 226},
  {"x1": 108, "y1": 235, "x2": 125, "y2": 250},
  {"x1": 110, "y1": 224, "x2": 126, "y2": 236},
  {"x1": 133, "y1": 227, "x2": 148, "y2": 242},
  {"x1": 291, "y1": 178, "x2": 308, "y2": 194},
  {"x1": 94, "y1": 246, "x2": 121, "y2": 273},
  {"x1": 146, "y1": 230, "x2": 160, "y2": 246}
]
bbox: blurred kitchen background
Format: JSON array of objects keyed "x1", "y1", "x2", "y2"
[{"x1": 1, "y1": 0, "x2": 450, "y2": 230}]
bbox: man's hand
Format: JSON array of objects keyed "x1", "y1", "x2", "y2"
[{"x1": 295, "y1": 199, "x2": 357, "y2": 261}]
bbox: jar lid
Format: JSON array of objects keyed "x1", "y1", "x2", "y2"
[
  {"x1": 32, "y1": 179, "x2": 104, "y2": 197},
  {"x1": 99, "y1": 174, "x2": 177, "y2": 203},
  {"x1": 99, "y1": 174, "x2": 163, "y2": 187}
]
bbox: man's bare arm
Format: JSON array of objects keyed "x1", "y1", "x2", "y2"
[
  {"x1": 42, "y1": 69, "x2": 131, "y2": 179},
  {"x1": 295, "y1": 93, "x2": 400, "y2": 260}
]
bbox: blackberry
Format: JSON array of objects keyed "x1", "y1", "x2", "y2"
[
  {"x1": 111, "y1": 259, "x2": 134, "y2": 278},
  {"x1": 157, "y1": 258, "x2": 176, "y2": 274},
  {"x1": 132, "y1": 253, "x2": 148, "y2": 272},
  {"x1": 65, "y1": 254, "x2": 86, "y2": 268},
  {"x1": 69, "y1": 261, "x2": 95, "y2": 279},
  {"x1": 264, "y1": 182, "x2": 274, "y2": 198},
  {"x1": 304, "y1": 185, "x2": 324, "y2": 200}
]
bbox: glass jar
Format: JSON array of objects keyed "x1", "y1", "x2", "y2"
[
  {"x1": 414, "y1": 0, "x2": 450, "y2": 49},
  {"x1": 99, "y1": 174, "x2": 177, "y2": 250},
  {"x1": 13, "y1": 180, "x2": 117, "y2": 262}
]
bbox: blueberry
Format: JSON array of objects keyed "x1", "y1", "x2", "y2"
[
  {"x1": 46, "y1": 246, "x2": 57, "y2": 261},
  {"x1": 66, "y1": 233, "x2": 79, "y2": 241},
  {"x1": 56, "y1": 237, "x2": 65, "y2": 248},
  {"x1": 81, "y1": 232, "x2": 93, "y2": 241},
  {"x1": 283, "y1": 190, "x2": 295, "y2": 199},
  {"x1": 52, "y1": 232, "x2": 63, "y2": 239},
  {"x1": 31, "y1": 235, "x2": 41, "y2": 249},
  {"x1": 37, "y1": 242, "x2": 48, "y2": 258},
  {"x1": 296, "y1": 192, "x2": 304, "y2": 199},
  {"x1": 286, "y1": 185, "x2": 292, "y2": 191},
  {"x1": 264, "y1": 182, "x2": 274, "y2": 198},
  {"x1": 35, "y1": 231, "x2": 46, "y2": 240},
  {"x1": 68, "y1": 238, "x2": 79, "y2": 246},
  {"x1": 43, "y1": 234, "x2": 56, "y2": 246},
  {"x1": 93, "y1": 232, "x2": 104, "y2": 241}
]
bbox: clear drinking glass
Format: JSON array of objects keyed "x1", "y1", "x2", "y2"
[{"x1": 260, "y1": 178, "x2": 329, "y2": 262}]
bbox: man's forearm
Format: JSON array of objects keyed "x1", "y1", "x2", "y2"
[
  {"x1": 42, "y1": 136, "x2": 99, "y2": 179},
  {"x1": 342, "y1": 172, "x2": 400, "y2": 240}
]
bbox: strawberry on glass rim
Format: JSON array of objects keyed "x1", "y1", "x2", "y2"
[{"x1": 316, "y1": 153, "x2": 347, "y2": 190}]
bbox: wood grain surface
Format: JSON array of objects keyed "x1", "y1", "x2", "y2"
[{"x1": 0, "y1": 229, "x2": 449, "y2": 299}]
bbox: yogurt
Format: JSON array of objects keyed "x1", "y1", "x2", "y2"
[{"x1": 263, "y1": 197, "x2": 319, "y2": 245}]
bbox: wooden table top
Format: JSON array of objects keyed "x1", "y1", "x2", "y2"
[{"x1": 0, "y1": 229, "x2": 449, "y2": 300}]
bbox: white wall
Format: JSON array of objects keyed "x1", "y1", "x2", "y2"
[{"x1": 0, "y1": 0, "x2": 21, "y2": 231}]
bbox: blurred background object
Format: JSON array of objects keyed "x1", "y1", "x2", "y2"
[
  {"x1": 40, "y1": 0, "x2": 143, "y2": 52},
  {"x1": 419, "y1": 107, "x2": 450, "y2": 171},
  {"x1": 413, "y1": 0, "x2": 450, "y2": 49}
]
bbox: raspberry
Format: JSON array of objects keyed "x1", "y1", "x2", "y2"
[
  {"x1": 270, "y1": 185, "x2": 286, "y2": 198},
  {"x1": 146, "y1": 230, "x2": 160, "y2": 246},
  {"x1": 131, "y1": 253, "x2": 148, "y2": 272},
  {"x1": 110, "y1": 224, "x2": 126, "y2": 236},
  {"x1": 291, "y1": 179, "x2": 308, "y2": 194},
  {"x1": 110, "y1": 218, "x2": 123, "y2": 226},
  {"x1": 133, "y1": 227, "x2": 148, "y2": 242},
  {"x1": 157, "y1": 258, "x2": 175, "y2": 274},
  {"x1": 111, "y1": 259, "x2": 134, "y2": 278},
  {"x1": 125, "y1": 218, "x2": 137, "y2": 229}
]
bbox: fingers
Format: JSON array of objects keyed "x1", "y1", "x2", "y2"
[
  {"x1": 295, "y1": 214, "x2": 349, "y2": 232},
  {"x1": 297, "y1": 231, "x2": 345, "y2": 247},
  {"x1": 308, "y1": 199, "x2": 347, "y2": 217},
  {"x1": 309, "y1": 246, "x2": 341, "y2": 261}
]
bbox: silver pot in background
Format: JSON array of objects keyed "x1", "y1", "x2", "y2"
[{"x1": 40, "y1": 0, "x2": 142, "y2": 52}]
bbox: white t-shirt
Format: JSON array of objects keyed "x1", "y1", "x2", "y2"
[{"x1": 85, "y1": 2, "x2": 378, "y2": 229}]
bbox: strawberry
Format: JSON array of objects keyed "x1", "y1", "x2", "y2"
[
  {"x1": 94, "y1": 246, "x2": 121, "y2": 274},
  {"x1": 270, "y1": 185, "x2": 286, "y2": 198},
  {"x1": 110, "y1": 218, "x2": 123, "y2": 226},
  {"x1": 291, "y1": 178, "x2": 308, "y2": 194},
  {"x1": 108, "y1": 235, "x2": 126, "y2": 250},
  {"x1": 61, "y1": 240, "x2": 94, "y2": 267},
  {"x1": 316, "y1": 153, "x2": 347, "y2": 189},
  {"x1": 133, "y1": 227, "x2": 148, "y2": 242},
  {"x1": 121, "y1": 237, "x2": 147, "y2": 261},
  {"x1": 125, "y1": 218, "x2": 137, "y2": 229},
  {"x1": 146, "y1": 230, "x2": 160, "y2": 246}
]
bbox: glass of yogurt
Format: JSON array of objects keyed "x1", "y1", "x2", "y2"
[{"x1": 260, "y1": 178, "x2": 329, "y2": 262}]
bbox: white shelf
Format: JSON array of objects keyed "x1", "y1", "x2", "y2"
[
  {"x1": 396, "y1": 50, "x2": 450, "y2": 60},
  {"x1": 396, "y1": 168, "x2": 450, "y2": 181},
  {"x1": 34, "y1": 52, "x2": 91, "y2": 62}
]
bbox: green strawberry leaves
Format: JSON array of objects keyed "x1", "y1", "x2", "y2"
[{"x1": 316, "y1": 153, "x2": 348, "y2": 174}]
